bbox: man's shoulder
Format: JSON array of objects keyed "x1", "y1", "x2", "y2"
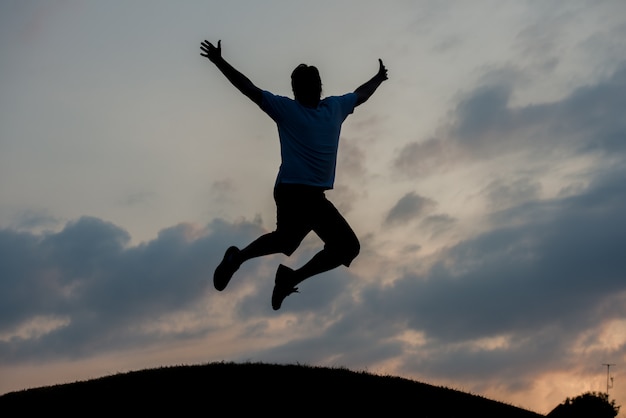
[
  {"x1": 322, "y1": 93, "x2": 357, "y2": 107},
  {"x1": 262, "y1": 91, "x2": 297, "y2": 109},
  {"x1": 261, "y1": 91, "x2": 297, "y2": 114},
  {"x1": 323, "y1": 92, "x2": 357, "y2": 102},
  {"x1": 262, "y1": 90, "x2": 293, "y2": 102},
  {"x1": 321, "y1": 93, "x2": 358, "y2": 114}
]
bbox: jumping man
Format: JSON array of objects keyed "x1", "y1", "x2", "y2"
[{"x1": 200, "y1": 39, "x2": 388, "y2": 310}]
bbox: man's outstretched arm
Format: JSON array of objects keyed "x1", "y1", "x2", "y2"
[
  {"x1": 354, "y1": 59, "x2": 388, "y2": 106},
  {"x1": 200, "y1": 40, "x2": 263, "y2": 106}
]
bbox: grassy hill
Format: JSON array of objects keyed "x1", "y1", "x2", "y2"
[{"x1": 0, "y1": 362, "x2": 544, "y2": 417}]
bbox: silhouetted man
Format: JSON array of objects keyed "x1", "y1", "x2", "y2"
[{"x1": 201, "y1": 39, "x2": 388, "y2": 310}]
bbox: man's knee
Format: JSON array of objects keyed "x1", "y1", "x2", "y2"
[
  {"x1": 276, "y1": 234, "x2": 303, "y2": 257},
  {"x1": 343, "y1": 238, "x2": 360, "y2": 266},
  {"x1": 328, "y1": 236, "x2": 360, "y2": 267}
]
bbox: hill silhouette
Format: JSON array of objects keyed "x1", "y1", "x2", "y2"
[{"x1": 0, "y1": 362, "x2": 544, "y2": 417}]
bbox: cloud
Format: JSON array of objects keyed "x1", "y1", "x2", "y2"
[
  {"x1": 394, "y1": 163, "x2": 625, "y2": 339},
  {"x1": 392, "y1": 137, "x2": 455, "y2": 179},
  {"x1": 247, "y1": 161, "x2": 626, "y2": 393},
  {"x1": 117, "y1": 191, "x2": 156, "y2": 208},
  {"x1": 326, "y1": 184, "x2": 361, "y2": 216},
  {"x1": 480, "y1": 177, "x2": 542, "y2": 211},
  {"x1": 364, "y1": 163, "x2": 626, "y2": 383},
  {"x1": 10, "y1": 208, "x2": 60, "y2": 231},
  {"x1": 392, "y1": 62, "x2": 626, "y2": 179},
  {"x1": 514, "y1": 14, "x2": 566, "y2": 74},
  {"x1": 0, "y1": 216, "x2": 267, "y2": 362},
  {"x1": 384, "y1": 192, "x2": 436, "y2": 226},
  {"x1": 419, "y1": 214, "x2": 456, "y2": 238},
  {"x1": 0, "y1": 212, "x2": 370, "y2": 365},
  {"x1": 210, "y1": 179, "x2": 236, "y2": 200},
  {"x1": 337, "y1": 137, "x2": 368, "y2": 180}
]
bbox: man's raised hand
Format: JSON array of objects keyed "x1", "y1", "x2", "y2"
[
  {"x1": 200, "y1": 40, "x2": 222, "y2": 63},
  {"x1": 377, "y1": 59, "x2": 388, "y2": 81}
]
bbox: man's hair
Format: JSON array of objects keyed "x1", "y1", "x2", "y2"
[{"x1": 291, "y1": 64, "x2": 322, "y2": 104}]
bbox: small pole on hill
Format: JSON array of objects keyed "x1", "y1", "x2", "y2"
[{"x1": 602, "y1": 363, "x2": 615, "y2": 396}]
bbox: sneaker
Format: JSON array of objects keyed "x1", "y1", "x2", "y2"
[
  {"x1": 213, "y1": 246, "x2": 241, "y2": 291},
  {"x1": 271, "y1": 264, "x2": 299, "y2": 310}
]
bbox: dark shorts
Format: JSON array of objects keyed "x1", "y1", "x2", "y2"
[{"x1": 273, "y1": 183, "x2": 360, "y2": 266}]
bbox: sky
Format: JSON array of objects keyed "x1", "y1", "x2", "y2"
[{"x1": 1, "y1": 0, "x2": 625, "y2": 414}]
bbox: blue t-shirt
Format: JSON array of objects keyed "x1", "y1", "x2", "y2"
[{"x1": 261, "y1": 91, "x2": 357, "y2": 189}]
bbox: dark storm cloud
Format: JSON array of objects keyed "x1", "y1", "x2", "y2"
[
  {"x1": 392, "y1": 62, "x2": 626, "y2": 178},
  {"x1": 384, "y1": 191, "x2": 436, "y2": 226},
  {"x1": 0, "y1": 216, "x2": 266, "y2": 362}
]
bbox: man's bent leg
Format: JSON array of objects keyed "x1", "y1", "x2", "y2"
[
  {"x1": 215, "y1": 226, "x2": 309, "y2": 291},
  {"x1": 272, "y1": 228, "x2": 357, "y2": 308},
  {"x1": 291, "y1": 195, "x2": 360, "y2": 285},
  {"x1": 215, "y1": 184, "x2": 311, "y2": 294},
  {"x1": 238, "y1": 231, "x2": 289, "y2": 261},
  {"x1": 214, "y1": 232, "x2": 287, "y2": 291},
  {"x1": 290, "y1": 248, "x2": 344, "y2": 286}
]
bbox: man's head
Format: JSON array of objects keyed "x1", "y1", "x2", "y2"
[{"x1": 291, "y1": 64, "x2": 322, "y2": 106}]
